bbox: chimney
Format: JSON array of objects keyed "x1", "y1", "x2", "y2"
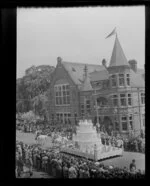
[
  {"x1": 57, "y1": 56, "x2": 62, "y2": 65},
  {"x1": 102, "y1": 59, "x2": 107, "y2": 69},
  {"x1": 128, "y1": 60, "x2": 137, "y2": 73}
]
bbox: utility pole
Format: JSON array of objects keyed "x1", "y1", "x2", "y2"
[
  {"x1": 94, "y1": 88, "x2": 100, "y2": 133},
  {"x1": 137, "y1": 87, "x2": 142, "y2": 135},
  {"x1": 83, "y1": 96, "x2": 87, "y2": 120},
  {"x1": 94, "y1": 88, "x2": 99, "y2": 124}
]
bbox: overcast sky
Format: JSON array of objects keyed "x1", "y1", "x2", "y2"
[{"x1": 17, "y1": 6, "x2": 145, "y2": 78}]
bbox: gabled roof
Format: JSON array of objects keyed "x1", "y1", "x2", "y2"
[
  {"x1": 90, "y1": 69, "x2": 109, "y2": 82},
  {"x1": 130, "y1": 69, "x2": 145, "y2": 87},
  {"x1": 109, "y1": 35, "x2": 129, "y2": 67},
  {"x1": 62, "y1": 61, "x2": 105, "y2": 85}
]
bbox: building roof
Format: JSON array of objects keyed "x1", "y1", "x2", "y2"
[
  {"x1": 90, "y1": 70, "x2": 109, "y2": 82},
  {"x1": 137, "y1": 68, "x2": 144, "y2": 76},
  {"x1": 109, "y1": 35, "x2": 129, "y2": 67},
  {"x1": 130, "y1": 69, "x2": 145, "y2": 87},
  {"x1": 62, "y1": 61, "x2": 105, "y2": 85}
]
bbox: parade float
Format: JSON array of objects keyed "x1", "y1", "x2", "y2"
[{"x1": 60, "y1": 119, "x2": 123, "y2": 161}]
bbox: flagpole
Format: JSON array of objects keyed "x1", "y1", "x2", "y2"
[{"x1": 105, "y1": 27, "x2": 117, "y2": 39}]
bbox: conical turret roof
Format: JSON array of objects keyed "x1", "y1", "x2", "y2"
[
  {"x1": 109, "y1": 35, "x2": 129, "y2": 67},
  {"x1": 81, "y1": 75, "x2": 93, "y2": 91},
  {"x1": 81, "y1": 65, "x2": 93, "y2": 91}
]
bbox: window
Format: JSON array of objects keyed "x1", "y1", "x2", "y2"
[
  {"x1": 60, "y1": 113, "x2": 63, "y2": 123},
  {"x1": 103, "y1": 80, "x2": 109, "y2": 89},
  {"x1": 72, "y1": 67, "x2": 76, "y2": 72},
  {"x1": 126, "y1": 74, "x2": 130, "y2": 86},
  {"x1": 142, "y1": 114, "x2": 145, "y2": 127},
  {"x1": 112, "y1": 95, "x2": 118, "y2": 106},
  {"x1": 74, "y1": 113, "x2": 78, "y2": 125},
  {"x1": 129, "y1": 115, "x2": 133, "y2": 130},
  {"x1": 111, "y1": 75, "x2": 117, "y2": 87},
  {"x1": 121, "y1": 116, "x2": 128, "y2": 131},
  {"x1": 128, "y1": 94, "x2": 132, "y2": 106},
  {"x1": 86, "y1": 100, "x2": 91, "y2": 115},
  {"x1": 120, "y1": 94, "x2": 126, "y2": 106},
  {"x1": 56, "y1": 113, "x2": 60, "y2": 121},
  {"x1": 55, "y1": 84, "x2": 70, "y2": 105},
  {"x1": 119, "y1": 74, "x2": 125, "y2": 86},
  {"x1": 141, "y1": 93, "x2": 145, "y2": 104},
  {"x1": 95, "y1": 81, "x2": 102, "y2": 89},
  {"x1": 56, "y1": 113, "x2": 71, "y2": 124},
  {"x1": 114, "y1": 116, "x2": 119, "y2": 131},
  {"x1": 81, "y1": 104, "x2": 84, "y2": 117},
  {"x1": 51, "y1": 114, "x2": 54, "y2": 122},
  {"x1": 64, "y1": 113, "x2": 71, "y2": 124}
]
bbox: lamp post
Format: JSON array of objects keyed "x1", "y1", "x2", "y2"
[{"x1": 94, "y1": 88, "x2": 100, "y2": 131}]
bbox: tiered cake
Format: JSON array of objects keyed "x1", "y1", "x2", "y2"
[
  {"x1": 61, "y1": 119, "x2": 123, "y2": 161},
  {"x1": 72, "y1": 119, "x2": 102, "y2": 154}
]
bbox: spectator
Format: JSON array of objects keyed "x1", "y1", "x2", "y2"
[
  {"x1": 130, "y1": 159, "x2": 136, "y2": 173},
  {"x1": 68, "y1": 164, "x2": 77, "y2": 178}
]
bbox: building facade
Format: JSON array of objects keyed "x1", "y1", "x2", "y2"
[{"x1": 48, "y1": 35, "x2": 145, "y2": 137}]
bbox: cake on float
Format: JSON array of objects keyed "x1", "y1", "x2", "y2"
[
  {"x1": 73, "y1": 119, "x2": 102, "y2": 153},
  {"x1": 60, "y1": 119, "x2": 123, "y2": 161}
]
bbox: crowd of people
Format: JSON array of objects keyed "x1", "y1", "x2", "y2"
[
  {"x1": 16, "y1": 118, "x2": 145, "y2": 154},
  {"x1": 16, "y1": 116, "x2": 145, "y2": 178},
  {"x1": 16, "y1": 140, "x2": 145, "y2": 179}
]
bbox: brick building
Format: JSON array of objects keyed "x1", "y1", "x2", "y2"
[{"x1": 48, "y1": 35, "x2": 145, "y2": 137}]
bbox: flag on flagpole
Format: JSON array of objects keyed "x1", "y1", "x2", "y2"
[{"x1": 105, "y1": 27, "x2": 116, "y2": 39}]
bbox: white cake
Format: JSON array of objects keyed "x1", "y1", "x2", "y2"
[
  {"x1": 62, "y1": 119, "x2": 123, "y2": 160},
  {"x1": 73, "y1": 119, "x2": 102, "y2": 154}
]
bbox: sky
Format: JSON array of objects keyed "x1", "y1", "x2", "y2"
[{"x1": 17, "y1": 6, "x2": 145, "y2": 78}]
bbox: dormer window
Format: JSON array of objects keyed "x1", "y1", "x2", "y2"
[
  {"x1": 72, "y1": 67, "x2": 76, "y2": 72},
  {"x1": 119, "y1": 74, "x2": 125, "y2": 86}
]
